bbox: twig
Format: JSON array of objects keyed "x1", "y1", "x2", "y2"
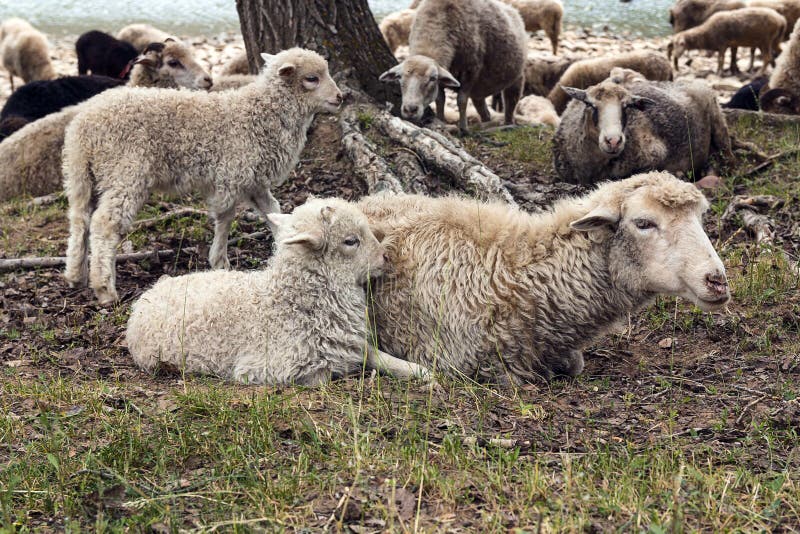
[
  {"x1": 735, "y1": 395, "x2": 767, "y2": 425},
  {"x1": 744, "y1": 147, "x2": 800, "y2": 176},
  {"x1": 132, "y1": 207, "x2": 207, "y2": 230},
  {"x1": 462, "y1": 436, "x2": 530, "y2": 449},
  {"x1": 25, "y1": 193, "x2": 64, "y2": 208}
]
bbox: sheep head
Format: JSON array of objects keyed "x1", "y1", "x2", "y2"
[
  {"x1": 759, "y1": 88, "x2": 800, "y2": 114},
  {"x1": 570, "y1": 172, "x2": 730, "y2": 311},
  {"x1": 562, "y1": 80, "x2": 654, "y2": 157},
  {"x1": 379, "y1": 55, "x2": 460, "y2": 121},
  {"x1": 133, "y1": 39, "x2": 213, "y2": 90},
  {"x1": 268, "y1": 198, "x2": 385, "y2": 284},
  {"x1": 262, "y1": 48, "x2": 342, "y2": 114},
  {"x1": 669, "y1": 35, "x2": 688, "y2": 68}
]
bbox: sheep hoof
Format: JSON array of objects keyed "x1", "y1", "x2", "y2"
[
  {"x1": 210, "y1": 256, "x2": 231, "y2": 270},
  {"x1": 93, "y1": 286, "x2": 119, "y2": 306},
  {"x1": 64, "y1": 271, "x2": 88, "y2": 288}
]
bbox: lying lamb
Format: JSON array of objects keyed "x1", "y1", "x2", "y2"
[
  {"x1": 358, "y1": 172, "x2": 730, "y2": 383},
  {"x1": 379, "y1": 0, "x2": 527, "y2": 132},
  {"x1": 63, "y1": 47, "x2": 342, "y2": 304},
  {"x1": 553, "y1": 70, "x2": 732, "y2": 184},
  {"x1": 127, "y1": 198, "x2": 430, "y2": 385}
]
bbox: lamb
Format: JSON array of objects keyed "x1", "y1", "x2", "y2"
[
  {"x1": 514, "y1": 95, "x2": 560, "y2": 127},
  {"x1": 379, "y1": 0, "x2": 528, "y2": 132},
  {"x1": 501, "y1": 0, "x2": 563, "y2": 55},
  {"x1": 548, "y1": 51, "x2": 673, "y2": 114},
  {"x1": 760, "y1": 19, "x2": 800, "y2": 112},
  {"x1": 75, "y1": 30, "x2": 138, "y2": 79},
  {"x1": 218, "y1": 50, "x2": 251, "y2": 75},
  {"x1": 491, "y1": 53, "x2": 577, "y2": 111},
  {"x1": 669, "y1": 0, "x2": 745, "y2": 32},
  {"x1": 126, "y1": 197, "x2": 431, "y2": 385},
  {"x1": 0, "y1": 18, "x2": 56, "y2": 90},
  {"x1": 358, "y1": 172, "x2": 730, "y2": 383},
  {"x1": 62, "y1": 47, "x2": 343, "y2": 305},
  {"x1": 668, "y1": 8, "x2": 786, "y2": 75},
  {"x1": 553, "y1": 71, "x2": 732, "y2": 185},
  {"x1": 0, "y1": 43, "x2": 213, "y2": 201},
  {"x1": 0, "y1": 40, "x2": 210, "y2": 139},
  {"x1": 116, "y1": 23, "x2": 175, "y2": 52},
  {"x1": 379, "y1": 8, "x2": 416, "y2": 54}
]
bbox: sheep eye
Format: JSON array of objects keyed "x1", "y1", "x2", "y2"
[
  {"x1": 634, "y1": 218, "x2": 657, "y2": 230},
  {"x1": 167, "y1": 59, "x2": 183, "y2": 69},
  {"x1": 343, "y1": 236, "x2": 360, "y2": 247},
  {"x1": 305, "y1": 75, "x2": 319, "y2": 83},
  {"x1": 429, "y1": 76, "x2": 437, "y2": 83}
]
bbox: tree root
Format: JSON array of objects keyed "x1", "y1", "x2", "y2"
[
  {"x1": 340, "y1": 106, "x2": 405, "y2": 195},
  {"x1": 743, "y1": 147, "x2": 800, "y2": 176}
]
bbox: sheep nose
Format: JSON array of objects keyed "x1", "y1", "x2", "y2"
[
  {"x1": 203, "y1": 76, "x2": 212, "y2": 86},
  {"x1": 605, "y1": 135, "x2": 622, "y2": 150},
  {"x1": 335, "y1": 92, "x2": 343, "y2": 104},
  {"x1": 705, "y1": 271, "x2": 728, "y2": 295},
  {"x1": 403, "y1": 104, "x2": 419, "y2": 116}
]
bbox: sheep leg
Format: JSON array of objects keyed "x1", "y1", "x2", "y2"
[
  {"x1": 472, "y1": 97, "x2": 492, "y2": 122},
  {"x1": 501, "y1": 78, "x2": 523, "y2": 125},
  {"x1": 8, "y1": 76, "x2": 13, "y2": 92},
  {"x1": 728, "y1": 47, "x2": 739, "y2": 74},
  {"x1": 748, "y1": 47, "x2": 755, "y2": 72},
  {"x1": 717, "y1": 49, "x2": 726, "y2": 75},
  {"x1": 367, "y1": 347, "x2": 433, "y2": 382},
  {"x1": 548, "y1": 27, "x2": 558, "y2": 55},
  {"x1": 456, "y1": 91, "x2": 469, "y2": 133},
  {"x1": 252, "y1": 190, "x2": 282, "y2": 233},
  {"x1": 64, "y1": 199, "x2": 93, "y2": 287},
  {"x1": 491, "y1": 93, "x2": 503, "y2": 112},
  {"x1": 435, "y1": 88, "x2": 446, "y2": 122},
  {"x1": 757, "y1": 47, "x2": 771, "y2": 76},
  {"x1": 208, "y1": 205, "x2": 236, "y2": 270}
]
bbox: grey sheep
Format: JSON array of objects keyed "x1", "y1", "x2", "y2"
[{"x1": 62, "y1": 48, "x2": 343, "y2": 305}]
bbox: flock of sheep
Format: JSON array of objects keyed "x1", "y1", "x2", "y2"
[{"x1": 9, "y1": 0, "x2": 787, "y2": 386}]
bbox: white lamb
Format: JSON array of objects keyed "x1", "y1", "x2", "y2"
[
  {"x1": 62, "y1": 47, "x2": 343, "y2": 305},
  {"x1": 126, "y1": 198, "x2": 430, "y2": 385}
]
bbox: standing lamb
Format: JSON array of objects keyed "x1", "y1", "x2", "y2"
[
  {"x1": 358, "y1": 172, "x2": 730, "y2": 383},
  {"x1": 75, "y1": 30, "x2": 138, "y2": 79},
  {"x1": 379, "y1": 0, "x2": 527, "y2": 133},
  {"x1": 668, "y1": 8, "x2": 786, "y2": 75},
  {"x1": 0, "y1": 42, "x2": 214, "y2": 201},
  {"x1": 501, "y1": 0, "x2": 563, "y2": 54},
  {"x1": 127, "y1": 197, "x2": 431, "y2": 385},
  {"x1": 0, "y1": 18, "x2": 56, "y2": 90},
  {"x1": 548, "y1": 51, "x2": 673, "y2": 114},
  {"x1": 553, "y1": 72, "x2": 732, "y2": 184},
  {"x1": 62, "y1": 48, "x2": 342, "y2": 305},
  {"x1": 116, "y1": 23, "x2": 175, "y2": 52},
  {"x1": 760, "y1": 19, "x2": 800, "y2": 113},
  {"x1": 379, "y1": 9, "x2": 416, "y2": 54}
]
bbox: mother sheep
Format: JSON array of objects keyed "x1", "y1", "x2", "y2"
[
  {"x1": 378, "y1": 0, "x2": 527, "y2": 132},
  {"x1": 360, "y1": 172, "x2": 730, "y2": 383}
]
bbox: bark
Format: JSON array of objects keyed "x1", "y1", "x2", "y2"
[
  {"x1": 340, "y1": 106, "x2": 404, "y2": 194},
  {"x1": 724, "y1": 108, "x2": 800, "y2": 127},
  {"x1": 236, "y1": 0, "x2": 401, "y2": 106}
]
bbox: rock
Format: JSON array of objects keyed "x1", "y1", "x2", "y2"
[{"x1": 695, "y1": 175, "x2": 723, "y2": 190}]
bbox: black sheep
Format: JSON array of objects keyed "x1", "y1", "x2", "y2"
[
  {"x1": 722, "y1": 77, "x2": 769, "y2": 111},
  {"x1": 76, "y1": 30, "x2": 138, "y2": 79},
  {"x1": 0, "y1": 75, "x2": 124, "y2": 140}
]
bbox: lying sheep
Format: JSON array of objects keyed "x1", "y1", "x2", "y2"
[
  {"x1": 668, "y1": 7, "x2": 786, "y2": 75},
  {"x1": 761, "y1": 19, "x2": 800, "y2": 112},
  {"x1": 723, "y1": 76, "x2": 768, "y2": 109},
  {"x1": 0, "y1": 43, "x2": 213, "y2": 201},
  {"x1": 379, "y1": 9, "x2": 416, "y2": 54},
  {"x1": 379, "y1": 0, "x2": 527, "y2": 132},
  {"x1": 514, "y1": 94, "x2": 560, "y2": 126},
  {"x1": 492, "y1": 53, "x2": 577, "y2": 111},
  {"x1": 127, "y1": 198, "x2": 430, "y2": 385},
  {"x1": 0, "y1": 18, "x2": 56, "y2": 90},
  {"x1": 358, "y1": 172, "x2": 730, "y2": 383},
  {"x1": 218, "y1": 50, "x2": 251, "y2": 76},
  {"x1": 502, "y1": 0, "x2": 563, "y2": 54},
  {"x1": 63, "y1": 48, "x2": 342, "y2": 305},
  {"x1": 0, "y1": 40, "x2": 211, "y2": 138},
  {"x1": 76, "y1": 30, "x2": 138, "y2": 79},
  {"x1": 548, "y1": 51, "x2": 673, "y2": 114},
  {"x1": 553, "y1": 71, "x2": 732, "y2": 184},
  {"x1": 116, "y1": 23, "x2": 175, "y2": 52}
]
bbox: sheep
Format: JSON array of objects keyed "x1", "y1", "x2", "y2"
[
  {"x1": 552, "y1": 72, "x2": 732, "y2": 185},
  {"x1": 379, "y1": 0, "x2": 528, "y2": 133},
  {"x1": 0, "y1": 18, "x2": 56, "y2": 90},
  {"x1": 210, "y1": 74, "x2": 256, "y2": 92},
  {"x1": 668, "y1": 8, "x2": 786, "y2": 75},
  {"x1": 116, "y1": 23, "x2": 175, "y2": 52},
  {"x1": 218, "y1": 50, "x2": 251, "y2": 75},
  {"x1": 749, "y1": 0, "x2": 800, "y2": 39},
  {"x1": 514, "y1": 95, "x2": 560, "y2": 127},
  {"x1": 379, "y1": 9, "x2": 416, "y2": 54},
  {"x1": 760, "y1": 18, "x2": 800, "y2": 112},
  {"x1": 358, "y1": 172, "x2": 730, "y2": 383},
  {"x1": 126, "y1": 197, "x2": 431, "y2": 385},
  {"x1": 501, "y1": 0, "x2": 563, "y2": 55},
  {"x1": 492, "y1": 53, "x2": 577, "y2": 111},
  {"x1": 62, "y1": 48, "x2": 343, "y2": 305},
  {"x1": 548, "y1": 51, "x2": 673, "y2": 114},
  {"x1": 722, "y1": 76, "x2": 768, "y2": 109},
  {"x1": 75, "y1": 30, "x2": 138, "y2": 79},
  {"x1": 0, "y1": 40, "x2": 211, "y2": 138},
  {"x1": 0, "y1": 43, "x2": 213, "y2": 201},
  {"x1": 668, "y1": 0, "x2": 745, "y2": 32},
  {"x1": 0, "y1": 115, "x2": 30, "y2": 140}
]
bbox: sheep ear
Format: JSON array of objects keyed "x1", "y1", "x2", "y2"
[
  {"x1": 266, "y1": 213, "x2": 292, "y2": 228},
  {"x1": 260, "y1": 52, "x2": 275, "y2": 65},
  {"x1": 277, "y1": 62, "x2": 296, "y2": 79},
  {"x1": 320, "y1": 205, "x2": 336, "y2": 223},
  {"x1": 436, "y1": 65, "x2": 460, "y2": 88},
  {"x1": 142, "y1": 42, "x2": 165, "y2": 55},
  {"x1": 562, "y1": 86, "x2": 592, "y2": 106},
  {"x1": 379, "y1": 63, "x2": 403, "y2": 83},
  {"x1": 133, "y1": 55, "x2": 157, "y2": 68},
  {"x1": 629, "y1": 95, "x2": 656, "y2": 110},
  {"x1": 282, "y1": 231, "x2": 323, "y2": 249},
  {"x1": 164, "y1": 37, "x2": 176, "y2": 43},
  {"x1": 570, "y1": 205, "x2": 619, "y2": 232}
]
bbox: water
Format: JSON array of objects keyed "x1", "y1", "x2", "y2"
[{"x1": 0, "y1": 0, "x2": 673, "y2": 38}]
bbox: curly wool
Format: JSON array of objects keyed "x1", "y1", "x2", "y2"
[
  {"x1": 126, "y1": 198, "x2": 383, "y2": 385},
  {"x1": 764, "y1": 19, "x2": 800, "y2": 105}
]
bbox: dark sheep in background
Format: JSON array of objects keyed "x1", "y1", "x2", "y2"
[
  {"x1": 0, "y1": 115, "x2": 32, "y2": 140},
  {"x1": 722, "y1": 77, "x2": 768, "y2": 110},
  {"x1": 75, "y1": 30, "x2": 138, "y2": 78}
]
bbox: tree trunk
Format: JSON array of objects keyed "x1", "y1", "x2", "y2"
[{"x1": 236, "y1": 0, "x2": 401, "y2": 106}]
